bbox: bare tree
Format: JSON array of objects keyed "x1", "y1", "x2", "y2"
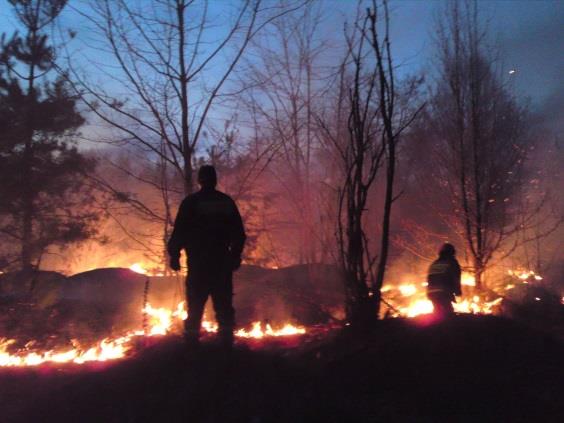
[
  {"x1": 367, "y1": 1, "x2": 424, "y2": 314},
  {"x1": 428, "y1": 0, "x2": 545, "y2": 290},
  {"x1": 236, "y1": 2, "x2": 330, "y2": 265},
  {"x1": 317, "y1": 4, "x2": 384, "y2": 323},
  {"x1": 59, "y1": 0, "x2": 306, "y2": 268},
  {"x1": 319, "y1": 1, "x2": 422, "y2": 323}
]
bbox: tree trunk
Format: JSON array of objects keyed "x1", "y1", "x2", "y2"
[
  {"x1": 474, "y1": 259, "x2": 483, "y2": 291},
  {"x1": 374, "y1": 147, "x2": 395, "y2": 315},
  {"x1": 176, "y1": 0, "x2": 192, "y2": 196}
]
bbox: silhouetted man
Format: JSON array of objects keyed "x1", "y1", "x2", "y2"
[
  {"x1": 168, "y1": 165, "x2": 246, "y2": 346},
  {"x1": 427, "y1": 243, "x2": 462, "y2": 317}
]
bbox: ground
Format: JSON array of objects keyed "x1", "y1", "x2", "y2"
[{"x1": 1, "y1": 315, "x2": 563, "y2": 422}]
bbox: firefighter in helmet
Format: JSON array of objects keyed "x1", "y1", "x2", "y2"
[
  {"x1": 167, "y1": 165, "x2": 246, "y2": 346},
  {"x1": 426, "y1": 243, "x2": 462, "y2": 316}
]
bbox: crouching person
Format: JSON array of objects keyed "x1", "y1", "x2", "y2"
[
  {"x1": 167, "y1": 165, "x2": 246, "y2": 347},
  {"x1": 427, "y1": 243, "x2": 462, "y2": 317}
]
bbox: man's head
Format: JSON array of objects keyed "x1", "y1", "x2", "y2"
[
  {"x1": 439, "y1": 243, "x2": 456, "y2": 258},
  {"x1": 198, "y1": 165, "x2": 217, "y2": 189}
]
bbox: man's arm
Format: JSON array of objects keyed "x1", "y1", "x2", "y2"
[
  {"x1": 453, "y1": 261, "x2": 462, "y2": 296},
  {"x1": 229, "y1": 200, "x2": 246, "y2": 270},
  {"x1": 167, "y1": 199, "x2": 190, "y2": 270}
]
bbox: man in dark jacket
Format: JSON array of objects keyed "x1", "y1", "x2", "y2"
[
  {"x1": 427, "y1": 243, "x2": 462, "y2": 317},
  {"x1": 168, "y1": 165, "x2": 246, "y2": 346}
]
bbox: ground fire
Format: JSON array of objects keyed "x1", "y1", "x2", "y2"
[
  {"x1": 0, "y1": 263, "x2": 545, "y2": 368},
  {"x1": 382, "y1": 269, "x2": 544, "y2": 318},
  {"x1": 0, "y1": 298, "x2": 307, "y2": 367}
]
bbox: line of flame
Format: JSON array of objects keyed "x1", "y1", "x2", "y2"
[{"x1": 1, "y1": 301, "x2": 307, "y2": 367}]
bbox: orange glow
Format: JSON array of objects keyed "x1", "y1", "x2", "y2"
[
  {"x1": 461, "y1": 272, "x2": 476, "y2": 286},
  {"x1": 399, "y1": 299, "x2": 434, "y2": 317},
  {"x1": 129, "y1": 263, "x2": 148, "y2": 275},
  {"x1": 507, "y1": 268, "x2": 542, "y2": 281},
  {"x1": 398, "y1": 284, "x2": 417, "y2": 296},
  {"x1": 383, "y1": 268, "x2": 541, "y2": 318},
  {"x1": 1, "y1": 335, "x2": 132, "y2": 367},
  {"x1": 0, "y1": 298, "x2": 307, "y2": 367},
  {"x1": 235, "y1": 322, "x2": 306, "y2": 339}
]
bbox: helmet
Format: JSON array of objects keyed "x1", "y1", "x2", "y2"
[
  {"x1": 439, "y1": 243, "x2": 456, "y2": 257},
  {"x1": 198, "y1": 165, "x2": 217, "y2": 188}
]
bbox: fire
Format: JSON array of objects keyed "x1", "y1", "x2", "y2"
[
  {"x1": 399, "y1": 299, "x2": 434, "y2": 318},
  {"x1": 461, "y1": 273, "x2": 476, "y2": 286},
  {"x1": 129, "y1": 263, "x2": 147, "y2": 275},
  {"x1": 129, "y1": 262, "x2": 165, "y2": 277},
  {"x1": 0, "y1": 300, "x2": 307, "y2": 368},
  {"x1": 507, "y1": 269, "x2": 542, "y2": 281},
  {"x1": 384, "y1": 269, "x2": 540, "y2": 318},
  {"x1": 1, "y1": 336, "x2": 132, "y2": 367},
  {"x1": 453, "y1": 297, "x2": 503, "y2": 314},
  {"x1": 394, "y1": 293, "x2": 503, "y2": 318},
  {"x1": 398, "y1": 284, "x2": 417, "y2": 296},
  {"x1": 235, "y1": 322, "x2": 306, "y2": 339},
  {"x1": 0, "y1": 263, "x2": 545, "y2": 367}
]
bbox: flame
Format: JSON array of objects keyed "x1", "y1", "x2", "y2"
[
  {"x1": 385, "y1": 268, "x2": 541, "y2": 318},
  {"x1": 399, "y1": 299, "x2": 434, "y2": 317},
  {"x1": 129, "y1": 263, "x2": 148, "y2": 275},
  {"x1": 398, "y1": 284, "x2": 417, "y2": 296},
  {"x1": 507, "y1": 269, "x2": 542, "y2": 281},
  {"x1": 0, "y1": 300, "x2": 307, "y2": 368},
  {"x1": 461, "y1": 273, "x2": 476, "y2": 286},
  {"x1": 1, "y1": 264, "x2": 545, "y2": 367},
  {"x1": 235, "y1": 322, "x2": 306, "y2": 339},
  {"x1": 391, "y1": 273, "x2": 476, "y2": 317},
  {"x1": 1, "y1": 336, "x2": 132, "y2": 367},
  {"x1": 129, "y1": 262, "x2": 165, "y2": 277}
]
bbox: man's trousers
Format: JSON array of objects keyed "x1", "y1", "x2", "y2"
[{"x1": 184, "y1": 261, "x2": 235, "y2": 340}]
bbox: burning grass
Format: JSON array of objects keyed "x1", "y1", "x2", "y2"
[
  {"x1": 382, "y1": 269, "x2": 545, "y2": 318},
  {"x1": 0, "y1": 299, "x2": 307, "y2": 367},
  {"x1": 0, "y1": 265, "x2": 552, "y2": 368}
]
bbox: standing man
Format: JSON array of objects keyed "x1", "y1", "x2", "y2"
[
  {"x1": 168, "y1": 165, "x2": 246, "y2": 346},
  {"x1": 426, "y1": 243, "x2": 462, "y2": 317}
]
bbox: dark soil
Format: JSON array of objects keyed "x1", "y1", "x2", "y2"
[{"x1": 2, "y1": 314, "x2": 563, "y2": 422}]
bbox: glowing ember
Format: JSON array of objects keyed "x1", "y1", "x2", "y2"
[
  {"x1": 129, "y1": 262, "x2": 165, "y2": 277},
  {"x1": 394, "y1": 295, "x2": 504, "y2": 318}
]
